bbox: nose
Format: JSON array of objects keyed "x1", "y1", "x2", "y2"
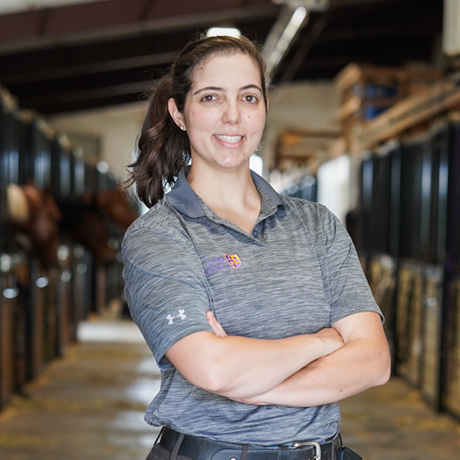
[{"x1": 222, "y1": 100, "x2": 241, "y2": 124}]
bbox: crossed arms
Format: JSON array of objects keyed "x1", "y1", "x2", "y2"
[{"x1": 165, "y1": 310, "x2": 391, "y2": 407}]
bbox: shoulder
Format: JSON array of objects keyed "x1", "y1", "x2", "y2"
[
  {"x1": 279, "y1": 196, "x2": 337, "y2": 233},
  {"x1": 122, "y1": 198, "x2": 194, "y2": 262},
  {"x1": 124, "y1": 198, "x2": 192, "y2": 240}
]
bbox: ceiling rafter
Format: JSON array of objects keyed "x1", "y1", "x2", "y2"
[
  {"x1": 0, "y1": 0, "x2": 443, "y2": 115},
  {"x1": 0, "y1": 0, "x2": 277, "y2": 54}
]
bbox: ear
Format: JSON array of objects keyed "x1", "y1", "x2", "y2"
[{"x1": 168, "y1": 98, "x2": 186, "y2": 130}]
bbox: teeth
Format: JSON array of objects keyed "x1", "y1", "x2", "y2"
[{"x1": 215, "y1": 135, "x2": 243, "y2": 143}]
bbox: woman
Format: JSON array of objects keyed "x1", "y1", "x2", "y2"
[{"x1": 122, "y1": 35, "x2": 390, "y2": 460}]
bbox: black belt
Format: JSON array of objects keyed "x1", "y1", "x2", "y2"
[{"x1": 159, "y1": 428, "x2": 341, "y2": 460}]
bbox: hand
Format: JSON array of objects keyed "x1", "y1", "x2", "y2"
[
  {"x1": 315, "y1": 327, "x2": 345, "y2": 355},
  {"x1": 206, "y1": 311, "x2": 227, "y2": 337}
]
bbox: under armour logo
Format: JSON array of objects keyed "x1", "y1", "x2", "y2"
[{"x1": 166, "y1": 309, "x2": 186, "y2": 325}]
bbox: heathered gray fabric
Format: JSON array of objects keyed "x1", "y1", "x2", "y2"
[{"x1": 122, "y1": 168, "x2": 382, "y2": 447}]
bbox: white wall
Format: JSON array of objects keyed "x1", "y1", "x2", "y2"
[
  {"x1": 263, "y1": 80, "x2": 340, "y2": 170},
  {"x1": 48, "y1": 102, "x2": 146, "y2": 179},
  {"x1": 316, "y1": 155, "x2": 351, "y2": 224}
]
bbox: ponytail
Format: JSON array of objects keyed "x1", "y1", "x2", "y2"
[{"x1": 126, "y1": 75, "x2": 190, "y2": 208}]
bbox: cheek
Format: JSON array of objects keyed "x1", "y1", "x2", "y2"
[
  {"x1": 188, "y1": 109, "x2": 218, "y2": 132},
  {"x1": 249, "y1": 112, "x2": 266, "y2": 131}
]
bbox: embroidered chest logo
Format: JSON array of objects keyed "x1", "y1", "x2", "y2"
[
  {"x1": 166, "y1": 309, "x2": 186, "y2": 325},
  {"x1": 205, "y1": 254, "x2": 242, "y2": 276},
  {"x1": 225, "y1": 254, "x2": 242, "y2": 269}
]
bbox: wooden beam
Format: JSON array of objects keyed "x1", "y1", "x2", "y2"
[
  {"x1": 359, "y1": 81, "x2": 460, "y2": 149},
  {"x1": 0, "y1": 0, "x2": 278, "y2": 53}
]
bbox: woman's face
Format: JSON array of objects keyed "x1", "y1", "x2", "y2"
[{"x1": 169, "y1": 52, "x2": 267, "y2": 174}]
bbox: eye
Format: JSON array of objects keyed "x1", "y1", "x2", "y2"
[
  {"x1": 201, "y1": 95, "x2": 216, "y2": 102},
  {"x1": 243, "y1": 95, "x2": 258, "y2": 103}
]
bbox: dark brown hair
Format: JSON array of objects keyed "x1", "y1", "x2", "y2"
[{"x1": 127, "y1": 35, "x2": 268, "y2": 208}]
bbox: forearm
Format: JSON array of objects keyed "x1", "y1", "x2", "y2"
[
  {"x1": 167, "y1": 330, "x2": 340, "y2": 399},
  {"x1": 246, "y1": 336, "x2": 390, "y2": 407}
]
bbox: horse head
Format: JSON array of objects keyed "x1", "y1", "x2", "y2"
[{"x1": 7, "y1": 183, "x2": 62, "y2": 270}]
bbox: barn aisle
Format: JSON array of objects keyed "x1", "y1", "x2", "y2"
[
  {"x1": 0, "y1": 320, "x2": 161, "y2": 460},
  {"x1": 0, "y1": 319, "x2": 459, "y2": 460}
]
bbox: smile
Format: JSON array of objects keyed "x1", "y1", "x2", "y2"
[{"x1": 214, "y1": 135, "x2": 244, "y2": 143}]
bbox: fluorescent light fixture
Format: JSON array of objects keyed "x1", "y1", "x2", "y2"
[
  {"x1": 444, "y1": 0, "x2": 460, "y2": 55},
  {"x1": 206, "y1": 27, "x2": 242, "y2": 39},
  {"x1": 272, "y1": 0, "x2": 329, "y2": 11},
  {"x1": 265, "y1": 6, "x2": 307, "y2": 74}
]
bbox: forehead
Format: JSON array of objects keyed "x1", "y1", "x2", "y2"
[{"x1": 190, "y1": 52, "x2": 262, "y2": 89}]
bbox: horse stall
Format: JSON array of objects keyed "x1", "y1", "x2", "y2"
[
  {"x1": 418, "y1": 123, "x2": 450, "y2": 410},
  {"x1": 0, "y1": 96, "x2": 28, "y2": 407},
  {"x1": 0, "y1": 265, "x2": 15, "y2": 410},
  {"x1": 0, "y1": 96, "x2": 11, "y2": 408},
  {"x1": 442, "y1": 120, "x2": 460, "y2": 418},
  {"x1": 356, "y1": 120, "x2": 456, "y2": 411},
  {"x1": 51, "y1": 136, "x2": 76, "y2": 352},
  {"x1": 98, "y1": 168, "x2": 130, "y2": 317},
  {"x1": 0, "y1": 82, "x2": 140, "y2": 412},
  {"x1": 58, "y1": 155, "x2": 139, "y2": 320},
  {"x1": 357, "y1": 151, "x2": 399, "y2": 361},
  {"x1": 444, "y1": 276, "x2": 460, "y2": 418},
  {"x1": 0, "y1": 148, "x2": 14, "y2": 410},
  {"x1": 28, "y1": 120, "x2": 60, "y2": 370}
]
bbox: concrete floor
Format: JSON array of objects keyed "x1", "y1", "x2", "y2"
[{"x1": 0, "y1": 320, "x2": 459, "y2": 460}]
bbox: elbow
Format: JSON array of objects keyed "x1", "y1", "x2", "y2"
[
  {"x1": 168, "y1": 333, "x2": 236, "y2": 395},
  {"x1": 183, "y1": 351, "x2": 233, "y2": 394},
  {"x1": 196, "y1": 363, "x2": 232, "y2": 394},
  {"x1": 374, "y1": 347, "x2": 391, "y2": 386}
]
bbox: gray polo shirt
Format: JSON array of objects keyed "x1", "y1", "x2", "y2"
[{"x1": 122, "y1": 168, "x2": 382, "y2": 446}]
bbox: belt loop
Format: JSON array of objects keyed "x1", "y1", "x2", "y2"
[
  {"x1": 241, "y1": 444, "x2": 249, "y2": 460},
  {"x1": 333, "y1": 432, "x2": 342, "y2": 459},
  {"x1": 277, "y1": 446, "x2": 289, "y2": 460},
  {"x1": 154, "y1": 427, "x2": 164, "y2": 446},
  {"x1": 170, "y1": 432, "x2": 185, "y2": 460}
]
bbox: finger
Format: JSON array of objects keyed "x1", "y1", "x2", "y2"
[
  {"x1": 211, "y1": 320, "x2": 227, "y2": 337},
  {"x1": 208, "y1": 318, "x2": 223, "y2": 336},
  {"x1": 210, "y1": 316, "x2": 227, "y2": 337},
  {"x1": 206, "y1": 311, "x2": 227, "y2": 337}
]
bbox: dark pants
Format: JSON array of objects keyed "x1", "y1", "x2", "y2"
[{"x1": 147, "y1": 444, "x2": 193, "y2": 460}]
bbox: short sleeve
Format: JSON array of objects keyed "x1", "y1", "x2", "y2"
[
  {"x1": 122, "y1": 225, "x2": 214, "y2": 370},
  {"x1": 318, "y1": 205, "x2": 383, "y2": 325}
]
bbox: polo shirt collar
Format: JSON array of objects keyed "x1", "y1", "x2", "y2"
[{"x1": 166, "y1": 167, "x2": 284, "y2": 219}]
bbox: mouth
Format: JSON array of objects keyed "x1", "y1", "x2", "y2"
[{"x1": 214, "y1": 134, "x2": 244, "y2": 144}]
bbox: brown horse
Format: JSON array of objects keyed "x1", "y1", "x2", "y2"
[
  {"x1": 7, "y1": 184, "x2": 139, "y2": 265},
  {"x1": 7, "y1": 183, "x2": 62, "y2": 269},
  {"x1": 95, "y1": 188, "x2": 139, "y2": 233},
  {"x1": 57, "y1": 188, "x2": 139, "y2": 261}
]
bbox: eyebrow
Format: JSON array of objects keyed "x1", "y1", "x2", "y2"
[{"x1": 193, "y1": 84, "x2": 263, "y2": 96}]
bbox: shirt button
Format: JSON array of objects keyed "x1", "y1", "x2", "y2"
[{"x1": 252, "y1": 230, "x2": 258, "y2": 238}]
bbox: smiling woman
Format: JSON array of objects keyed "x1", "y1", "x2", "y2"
[
  {"x1": 167, "y1": 52, "x2": 267, "y2": 233},
  {"x1": 168, "y1": 53, "x2": 266, "y2": 172},
  {"x1": 122, "y1": 35, "x2": 390, "y2": 460}
]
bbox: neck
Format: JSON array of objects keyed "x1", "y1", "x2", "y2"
[{"x1": 187, "y1": 163, "x2": 261, "y2": 233}]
